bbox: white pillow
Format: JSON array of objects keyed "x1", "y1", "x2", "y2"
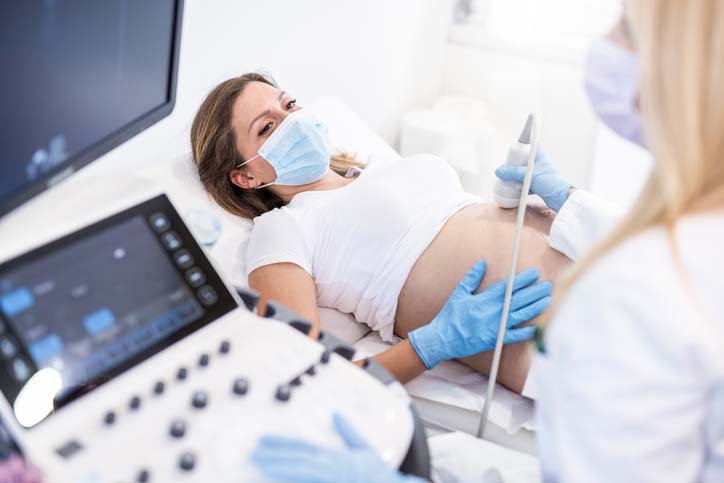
[
  {"x1": 308, "y1": 97, "x2": 401, "y2": 166},
  {"x1": 317, "y1": 307, "x2": 370, "y2": 345}
]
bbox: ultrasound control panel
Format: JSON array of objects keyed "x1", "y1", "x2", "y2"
[
  {"x1": 0, "y1": 194, "x2": 426, "y2": 482},
  {"x1": 0, "y1": 195, "x2": 237, "y2": 417}
]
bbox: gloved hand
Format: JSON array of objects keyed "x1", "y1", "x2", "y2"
[
  {"x1": 495, "y1": 149, "x2": 572, "y2": 212},
  {"x1": 408, "y1": 260, "x2": 552, "y2": 370},
  {"x1": 251, "y1": 413, "x2": 424, "y2": 483}
]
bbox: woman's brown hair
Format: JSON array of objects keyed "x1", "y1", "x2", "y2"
[{"x1": 190, "y1": 72, "x2": 363, "y2": 219}]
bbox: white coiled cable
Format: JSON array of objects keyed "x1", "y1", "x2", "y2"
[{"x1": 477, "y1": 113, "x2": 540, "y2": 439}]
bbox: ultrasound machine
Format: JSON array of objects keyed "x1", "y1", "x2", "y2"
[{"x1": 0, "y1": 2, "x2": 429, "y2": 481}]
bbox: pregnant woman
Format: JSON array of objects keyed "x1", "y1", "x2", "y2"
[{"x1": 191, "y1": 73, "x2": 573, "y2": 392}]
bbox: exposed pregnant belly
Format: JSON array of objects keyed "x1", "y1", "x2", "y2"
[{"x1": 394, "y1": 202, "x2": 571, "y2": 393}]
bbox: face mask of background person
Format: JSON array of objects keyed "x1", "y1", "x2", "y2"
[
  {"x1": 584, "y1": 18, "x2": 643, "y2": 147},
  {"x1": 236, "y1": 109, "x2": 332, "y2": 189}
]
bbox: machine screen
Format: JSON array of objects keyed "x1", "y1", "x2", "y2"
[
  {"x1": 0, "y1": 0, "x2": 182, "y2": 217},
  {"x1": 0, "y1": 195, "x2": 237, "y2": 424}
]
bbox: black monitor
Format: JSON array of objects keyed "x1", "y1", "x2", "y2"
[{"x1": 0, "y1": 0, "x2": 184, "y2": 218}]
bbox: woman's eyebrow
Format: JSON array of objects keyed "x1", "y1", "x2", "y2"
[{"x1": 247, "y1": 90, "x2": 286, "y2": 133}]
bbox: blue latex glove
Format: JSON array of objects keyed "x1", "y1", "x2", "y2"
[
  {"x1": 408, "y1": 260, "x2": 552, "y2": 370},
  {"x1": 495, "y1": 149, "x2": 572, "y2": 212},
  {"x1": 251, "y1": 413, "x2": 424, "y2": 483}
]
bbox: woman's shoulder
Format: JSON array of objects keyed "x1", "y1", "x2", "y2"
[
  {"x1": 250, "y1": 207, "x2": 304, "y2": 241},
  {"x1": 576, "y1": 212, "x2": 724, "y2": 293},
  {"x1": 252, "y1": 207, "x2": 287, "y2": 227},
  {"x1": 246, "y1": 207, "x2": 312, "y2": 276},
  {"x1": 594, "y1": 225, "x2": 673, "y2": 274},
  {"x1": 564, "y1": 225, "x2": 682, "y2": 313},
  {"x1": 547, "y1": 216, "x2": 724, "y2": 392},
  {"x1": 552, "y1": 222, "x2": 712, "y2": 352}
]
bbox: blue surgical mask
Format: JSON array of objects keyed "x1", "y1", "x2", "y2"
[
  {"x1": 584, "y1": 37, "x2": 644, "y2": 147},
  {"x1": 238, "y1": 109, "x2": 331, "y2": 189}
]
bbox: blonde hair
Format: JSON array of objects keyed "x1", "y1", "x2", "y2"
[
  {"x1": 191, "y1": 72, "x2": 365, "y2": 219},
  {"x1": 548, "y1": 0, "x2": 724, "y2": 321}
]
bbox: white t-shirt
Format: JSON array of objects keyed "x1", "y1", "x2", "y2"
[{"x1": 246, "y1": 154, "x2": 480, "y2": 342}]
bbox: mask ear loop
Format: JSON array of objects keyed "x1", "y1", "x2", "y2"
[
  {"x1": 255, "y1": 181, "x2": 276, "y2": 190},
  {"x1": 234, "y1": 153, "x2": 260, "y2": 169},
  {"x1": 234, "y1": 153, "x2": 276, "y2": 189}
]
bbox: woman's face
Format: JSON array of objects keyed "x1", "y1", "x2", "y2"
[{"x1": 229, "y1": 81, "x2": 301, "y2": 189}]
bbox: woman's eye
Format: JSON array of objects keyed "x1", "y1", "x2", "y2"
[
  {"x1": 286, "y1": 99, "x2": 297, "y2": 110},
  {"x1": 259, "y1": 122, "x2": 273, "y2": 136}
]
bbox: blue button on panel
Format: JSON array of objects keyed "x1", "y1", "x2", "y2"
[
  {"x1": 173, "y1": 249, "x2": 194, "y2": 269},
  {"x1": 0, "y1": 337, "x2": 17, "y2": 359},
  {"x1": 162, "y1": 232, "x2": 182, "y2": 251},
  {"x1": 0, "y1": 287, "x2": 34, "y2": 317},
  {"x1": 185, "y1": 268, "x2": 206, "y2": 288},
  {"x1": 29, "y1": 333, "x2": 64, "y2": 364},
  {"x1": 11, "y1": 358, "x2": 31, "y2": 382},
  {"x1": 83, "y1": 308, "x2": 116, "y2": 335}
]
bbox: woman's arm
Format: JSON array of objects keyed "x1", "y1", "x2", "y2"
[
  {"x1": 249, "y1": 263, "x2": 428, "y2": 383},
  {"x1": 249, "y1": 261, "x2": 550, "y2": 385},
  {"x1": 249, "y1": 263, "x2": 322, "y2": 338},
  {"x1": 371, "y1": 340, "x2": 426, "y2": 383}
]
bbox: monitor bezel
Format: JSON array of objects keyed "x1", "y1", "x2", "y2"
[{"x1": 0, "y1": 0, "x2": 185, "y2": 219}]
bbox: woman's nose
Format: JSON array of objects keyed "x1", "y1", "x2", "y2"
[{"x1": 275, "y1": 107, "x2": 291, "y2": 121}]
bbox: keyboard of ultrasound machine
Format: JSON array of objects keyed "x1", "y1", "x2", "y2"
[
  {"x1": 0, "y1": 194, "x2": 418, "y2": 483},
  {"x1": 50, "y1": 312, "x2": 414, "y2": 483}
]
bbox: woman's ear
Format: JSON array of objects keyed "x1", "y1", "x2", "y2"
[{"x1": 230, "y1": 168, "x2": 256, "y2": 189}]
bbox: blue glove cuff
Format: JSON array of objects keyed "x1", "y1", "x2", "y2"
[
  {"x1": 408, "y1": 326, "x2": 439, "y2": 370},
  {"x1": 546, "y1": 182, "x2": 572, "y2": 212}
]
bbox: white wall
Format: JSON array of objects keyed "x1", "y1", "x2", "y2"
[
  {"x1": 440, "y1": 0, "x2": 653, "y2": 205},
  {"x1": 441, "y1": 34, "x2": 596, "y2": 190},
  {"x1": 2, "y1": 0, "x2": 455, "y2": 245},
  {"x1": 76, "y1": 0, "x2": 454, "y2": 181},
  {"x1": 1, "y1": 0, "x2": 453, "y2": 235}
]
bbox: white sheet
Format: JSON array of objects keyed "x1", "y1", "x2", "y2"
[
  {"x1": 429, "y1": 431, "x2": 541, "y2": 483},
  {"x1": 352, "y1": 332, "x2": 536, "y2": 435}
]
